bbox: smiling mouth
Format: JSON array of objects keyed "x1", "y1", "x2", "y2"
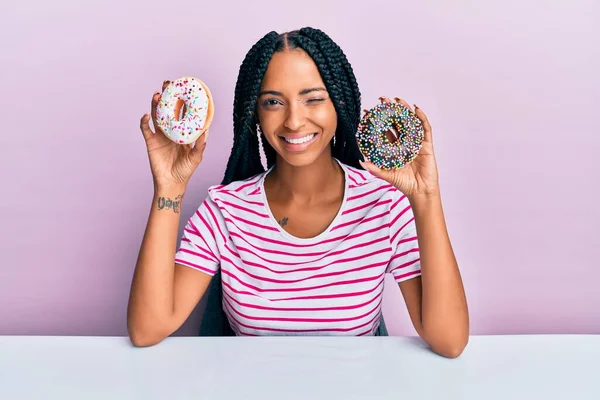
[{"x1": 279, "y1": 133, "x2": 317, "y2": 144}]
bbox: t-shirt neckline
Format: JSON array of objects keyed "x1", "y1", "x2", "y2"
[{"x1": 259, "y1": 158, "x2": 349, "y2": 243}]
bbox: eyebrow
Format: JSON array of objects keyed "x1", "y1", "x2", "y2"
[{"x1": 258, "y1": 87, "x2": 327, "y2": 97}]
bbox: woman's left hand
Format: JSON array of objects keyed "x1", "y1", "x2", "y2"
[{"x1": 358, "y1": 97, "x2": 440, "y2": 199}]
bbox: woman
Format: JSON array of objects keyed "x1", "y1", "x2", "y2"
[{"x1": 128, "y1": 27, "x2": 469, "y2": 358}]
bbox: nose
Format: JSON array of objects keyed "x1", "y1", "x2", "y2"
[{"x1": 283, "y1": 102, "x2": 306, "y2": 132}]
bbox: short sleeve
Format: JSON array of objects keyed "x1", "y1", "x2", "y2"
[
  {"x1": 174, "y1": 196, "x2": 222, "y2": 276},
  {"x1": 386, "y1": 192, "x2": 422, "y2": 282}
]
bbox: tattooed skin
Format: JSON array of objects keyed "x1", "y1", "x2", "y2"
[
  {"x1": 278, "y1": 217, "x2": 288, "y2": 227},
  {"x1": 157, "y1": 194, "x2": 183, "y2": 213}
]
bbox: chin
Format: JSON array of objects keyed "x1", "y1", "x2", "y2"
[{"x1": 277, "y1": 151, "x2": 323, "y2": 168}]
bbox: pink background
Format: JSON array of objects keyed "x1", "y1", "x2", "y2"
[{"x1": 1, "y1": 0, "x2": 598, "y2": 336}]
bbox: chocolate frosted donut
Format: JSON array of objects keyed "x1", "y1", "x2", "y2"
[{"x1": 356, "y1": 102, "x2": 424, "y2": 169}]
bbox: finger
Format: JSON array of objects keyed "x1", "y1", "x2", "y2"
[
  {"x1": 188, "y1": 129, "x2": 208, "y2": 150},
  {"x1": 139, "y1": 113, "x2": 154, "y2": 141},
  {"x1": 151, "y1": 91, "x2": 162, "y2": 133},
  {"x1": 151, "y1": 90, "x2": 161, "y2": 110},
  {"x1": 151, "y1": 91, "x2": 160, "y2": 116},
  {"x1": 151, "y1": 80, "x2": 170, "y2": 134},
  {"x1": 191, "y1": 134, "x2": 208, "y2": 163},
  {"x1": 394, "y1": 97, "x2": 413, "y2": 112},
  {"x1": 359, "y1": 160, "x2": 394, "y2": 181},
  {"x1": 190, "y1": 130, "x2": 208, "y2": 150},
  {"x1": 414, "y1": 105, "x2": 433, "y2": 143},
  {"x1": 379, "y1": 96, "x2": 391, "y2": 104}
]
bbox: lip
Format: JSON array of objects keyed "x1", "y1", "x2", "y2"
[{"x1": 279, "y1": 132, "x2": 319, "y2": 152}]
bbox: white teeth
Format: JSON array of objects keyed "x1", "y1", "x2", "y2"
[{"x1": 284, "y1": 134, "x2": 315, "y2": 144}]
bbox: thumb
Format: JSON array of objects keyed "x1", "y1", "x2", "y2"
[
  {"x1": 359, "y1": 160, "x2": 395, "y2": 182},
  {"x1": 191, "y1": 130, "x2": 209, "y2": 163}
]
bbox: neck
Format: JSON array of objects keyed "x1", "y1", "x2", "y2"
[{"x1": 267, "y1": 150, "x2": 344, "y2": 204}]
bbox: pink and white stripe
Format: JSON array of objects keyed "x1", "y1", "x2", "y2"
[{"x1": 175, "y1": 160, "x2": 421, "y2": 336}]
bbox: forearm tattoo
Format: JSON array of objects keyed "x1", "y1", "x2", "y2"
[{"x1": 157, "y1": 193, "x2": 184, "y2": 213}]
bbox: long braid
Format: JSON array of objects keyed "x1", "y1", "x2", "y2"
[
  {"x1": 294, "y1": 35, "x2": 348, "y2": 156},
  {"x1": 299, "y1": 28, "x2": 363, "y2": 168},
  {"x1": 222, "y1": 31, "x2": 278, "y2": 184}
]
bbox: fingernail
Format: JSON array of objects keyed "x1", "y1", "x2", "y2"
[{"x1": 414, "y1": 104, "x2": 419, "y2": 109}]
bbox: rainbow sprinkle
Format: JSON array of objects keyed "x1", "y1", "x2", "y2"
[
  {"x1": 155, "y1": 77, "x2": 210, "y2": 145},
  {"x1": 356, "y1": 102, "x2": 424, "y2": 169}
]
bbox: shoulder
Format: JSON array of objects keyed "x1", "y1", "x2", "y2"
[
  {"x1": 199, "y1": 171, "x2": 267, "y2": 217},
  {"x1": 207, "y1": 171, "x2": 266, "y2": 198}
]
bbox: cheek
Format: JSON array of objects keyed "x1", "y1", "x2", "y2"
[
  {"x1": 257, "y1": 112, "x2": 279, "y2": 146},
  {"x1": 258, "y1": 118, "x2": 275, "y2": 138},
  {"x1": 313, "y1": 103, "x2": 338, "y2": 133}
]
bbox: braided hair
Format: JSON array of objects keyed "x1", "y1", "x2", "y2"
[
  {"x1": 221, "y1": 27, "x2": 365, "y2": 185},
  {"x1": 201, "y1": 28, "x2": 367, "y2": 336}
]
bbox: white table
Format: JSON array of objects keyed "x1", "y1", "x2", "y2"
[{"x1": 0, "y1": 335, "x2": 598, "y2": 399}]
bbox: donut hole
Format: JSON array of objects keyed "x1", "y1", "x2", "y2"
[
  {"x1": 384, "y1": 127, "x2": 400, "y2": 144},
  {"x1": 174, "y1": 99, "x2": 188, "y2": 121}
]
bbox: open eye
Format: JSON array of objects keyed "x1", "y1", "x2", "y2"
[{"x1": 262, "y1": 99, "x2": 282, "y2": 107}]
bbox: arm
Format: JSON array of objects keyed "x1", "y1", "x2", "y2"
[
  {"x1": 359, "y1": 99, "x2": 469, "y2": 358},
  {"x1": 399, "y1": 193, "x2": 469, "y2": 358},
  {"x1": 127, "y1": 185, "x2": 212, "y2": 347}
]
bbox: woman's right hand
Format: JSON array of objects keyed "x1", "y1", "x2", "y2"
[{"x1": 139, "y1": 80, "x2": 209, "y2": 190}]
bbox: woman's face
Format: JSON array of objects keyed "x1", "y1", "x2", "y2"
[{"x1": 257, "y1": 49, "x2": 337, "y2": 167}]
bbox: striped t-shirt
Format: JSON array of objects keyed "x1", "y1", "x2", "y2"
[{"x1": 175, "y1": 159, "x2": 421, "y2": 336}]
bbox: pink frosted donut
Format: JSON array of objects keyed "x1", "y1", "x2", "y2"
[{"x1": 155, "y1": 77, "x2": 214, "y2": 144}]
